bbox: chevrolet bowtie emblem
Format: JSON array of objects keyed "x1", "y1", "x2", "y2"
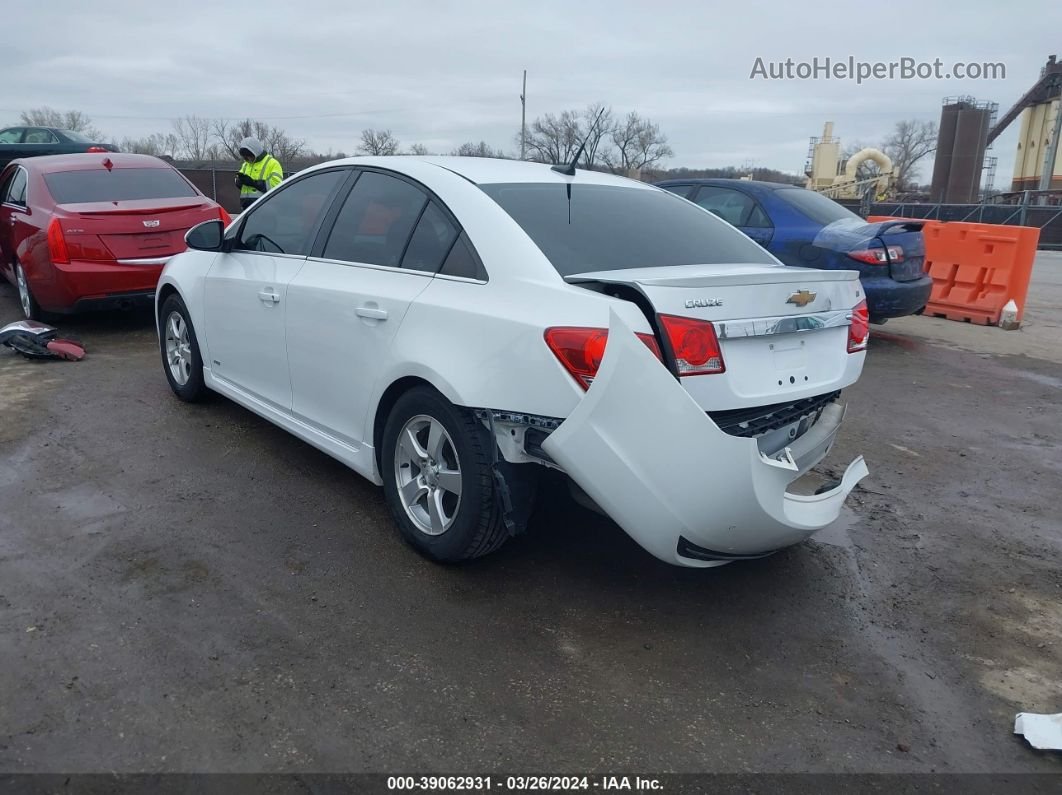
[{"x1": 786, "y1": 289, "x2": 817, "y2": 307}]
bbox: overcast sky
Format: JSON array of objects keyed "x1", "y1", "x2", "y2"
[{"x1": 8, "y1": 0, "x2": 1059, "y2": 186}]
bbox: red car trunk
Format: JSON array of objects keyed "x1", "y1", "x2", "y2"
[{"x1": 57, "y1": 198, "x2": 219, "y2": 261}]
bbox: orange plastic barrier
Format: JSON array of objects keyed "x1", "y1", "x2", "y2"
[{"x1": 866, "y1": 217, "x2": 1040, "y2": 325}]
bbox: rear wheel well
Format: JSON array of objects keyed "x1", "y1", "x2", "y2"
[{"x1": 373, "y1": 376, "x2": 438, "y2": 470}]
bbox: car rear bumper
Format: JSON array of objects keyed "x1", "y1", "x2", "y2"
[
  {"x1": 34, "y1": 258, "x2": 168, "y2": 313},
  {"x1": 541, "y1": 310, "x2": 868, "y2": 568},
  {"x1": 862, "y1": 274, "x2": 933, "y2": 320}
]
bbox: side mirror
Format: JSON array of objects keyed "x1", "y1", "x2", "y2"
[{"x1": 185, "y1": 219, "x2": 224, "y2": 251}]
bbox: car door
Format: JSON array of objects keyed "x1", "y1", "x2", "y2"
[
  {"x1": 202, "y1": 168, "x2": 347, "y2": 412},
  {"x1": 691, "y1": 185, "x2": 775, "y2": 247},
  {"x1": 0, "y1": 166, "x2": 29, "y2": 283},
  {"x1": 285, "y1": 169, "x2": 453, "y2": 447}
]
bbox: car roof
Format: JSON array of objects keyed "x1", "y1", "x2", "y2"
[
  {"x1": 12, "y1": 153, "x2": 171, "y2": 173},
  {"x1": 657, "y1": 178, "x2": 803, "y2": 192},
  {"x1": 318, "y1": 155, "x2": 654, "y2": 188}
]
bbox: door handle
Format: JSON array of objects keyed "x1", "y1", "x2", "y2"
[
  {"x1": 257, "y1": 289, "x2": 280, "y2": 304},
  {"x1": 355, "y1": 306, "x2": 388, "y2": 320}
]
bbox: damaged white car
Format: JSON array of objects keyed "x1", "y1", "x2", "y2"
[{"x1": 156, "y1": 156, "x2": 868, "y2": 567}]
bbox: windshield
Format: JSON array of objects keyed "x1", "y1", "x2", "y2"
[
  {"x1": 479, "y1": 182, "x2": 776, "y2": 276},
  {"x1": 60, "y1": 130, "x2": 93, "y2": 143},
  {"x1": 775, "y1": 187, "x2": 862, "y2": 226},
  {"x1": 44, "y1": 168, "x2": 198, "y2": 204}
]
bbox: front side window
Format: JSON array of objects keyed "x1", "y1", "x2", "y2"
[
  {"x1": 322, "y1": 171, "x2": 428, "y2": 267},
  {"x1": 0, "y1": 128, "x2": 23, "y2": 144},
  {"x1": 44, "y1": 168, "x2": 197, "y2": 204},
  {"x1": 660, "y1": 183, "x2": 693, "y2": 198},
  {"x1": 480, "y1": 182, "x2": 775, "y2": 277},
  {"x1": 236, "y1": 169, "x2": 346, "y2": 255}
]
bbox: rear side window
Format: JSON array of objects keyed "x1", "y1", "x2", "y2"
[
  {"x1": 439, "y1": 232, "x2": 486, "y2": 280},
  {"x1": 4, "y1": 168, "x2": 27, "y2": 207},
  {"x1": 693, "y1": 186, "x2": 772, "y2": 228},
  {"x1": 24, "y1": 129, "x2": 58, "y2": 144},
  {"x1": 322, "y1": 171, "x2": 428, "y2": 267},
  {"x1": 774, "y1": 188, "x2": 861, "y2": 226},
  {"x1": 480, "y1": 183, "x2": 775, "y2": 276},
  {"x1": 60, "y1": 130, "x2": 92, "y2": 143},
  {"x1": 44, "y1": 168, "x2": 198, "y2": 204},
  {"x1": 400, "y1": 201, "x2": 459, "y2": 272}
]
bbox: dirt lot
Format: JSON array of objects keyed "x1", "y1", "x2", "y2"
[{"x1": 1, "y1": 255, "x2": 1061, "y2": 776}]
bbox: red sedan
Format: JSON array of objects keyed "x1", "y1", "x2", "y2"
[{"x1": 0, "y1": 153, "x2": 230, "y2": 319}]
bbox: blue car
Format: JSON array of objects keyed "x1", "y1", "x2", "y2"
[{"x1": 654, "y1": 179, "x2": 932, "y2": 323}]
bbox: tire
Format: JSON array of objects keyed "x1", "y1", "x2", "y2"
[
  {"x1": 159, "y1": 293, "x2": 208, "y2": 402},
  {"x1": 381, "y1": 386, "x2": 508, "y2": 563},
  {"x1": 14, "y1": 262, "x2": 43, "y2": 321}
]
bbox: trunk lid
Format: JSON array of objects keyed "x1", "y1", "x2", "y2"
[
  {"x1": 567, "y1": 262, "x2": 865, "y2": 411},
  {"x1": 56, "y1": 198, "x2": 217, "y2": 260},
  {"x1": 815, "y1": 219, "x2": 926, "y2": 283}
]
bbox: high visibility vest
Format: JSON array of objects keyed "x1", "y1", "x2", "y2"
[{"x1": 238, "y1": 154, "x2": 283, "y2": 201}]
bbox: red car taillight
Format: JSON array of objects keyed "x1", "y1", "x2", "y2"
[
  {"x1": 86, "y1": 146, "x2": 109, "y2": 153},
  {"x1": 848, "y1": 246, "x2": 903, "y2": 265},
  {"x1": 544, "y1": 327, "x2": 662, "y2": 390},
  {"x1": 218, "y1": 206, "x2": 232, "y2": 226},
  {"x1": 47, "y1": 218, "x2": 70, "y2": 264},
  {"x1": 658, "y1": 314, "x2": 725, "y2": 375},
  {"x1": 848, "y1": 300, "x2": 869, "y2": 353}
]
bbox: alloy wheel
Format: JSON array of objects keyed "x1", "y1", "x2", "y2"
[{"x1": 393, "y1": 414, "x2": 463, "y2": 536}]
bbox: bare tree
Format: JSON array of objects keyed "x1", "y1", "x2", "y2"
[
  {"x1": 212, "y1": 118, "x2": 307, "y2": 163},
  {"x1": 452, "y1": 141, "x2": 504, "y2": 158},
  {"x1": 579, "y1": 103, "x2": 614, "y2": 169},
  {"x1": 407, "y1": 142, "x2": 430, "y2": 156},
  {"x1": 604, "y1": 112, "x2": 673, "y2": 174},
  {"x1": 19, "y1": 107, "x2": 105, "y2": 140},
  {"x1": 521, "y1": 110, "x2": 582, "y2": 165},
  {"x1": 358, "y1": 129, "x2": 401, "y2": 156},
  {"x1": 120, "y1": 132, "x2": 180, "y2": 158},
  {"x1": 883, "y1": 120, "x2": 938, "y2": 191},
  {"x1": 171, "y1": 115, "x2": 213, "y2": 160}
]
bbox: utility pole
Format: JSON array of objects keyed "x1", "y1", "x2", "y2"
[{"x1": 520, "y1": 70, "x2": 527, "y2": 161}]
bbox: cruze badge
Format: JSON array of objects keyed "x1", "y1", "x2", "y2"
[
  {"x1": 684, "y1": 298, "x2": 724, "y2": 308},
  {"x1": 143, "y1": 219, "x2": 161, "y2": 228},
  {"x1": 786, "y1": 289, "x2": 817, "y2": 307}
]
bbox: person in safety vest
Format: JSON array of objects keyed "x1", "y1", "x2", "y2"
[{"x1": 235, "y1": 136, "x2": 283, "y2": 210}]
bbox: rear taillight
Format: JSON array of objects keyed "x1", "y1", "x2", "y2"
[
  {"x1": 659, "y1": 314, "x2": 725, "y2": 375},
  {"x1": 544, "y1": 327, "x2": 662, "y2": 390},
  {"x1": 86, "y1": 146, "x2": 108, "y2": 153},
  {"x1": 847, "y1": 300, "x2": 869, "y2": 353},
  {"x1": 47, "y1": 218, "x2": 70, "y2": 264},
  {"x1": 218, "y1": 206, "x2": 232, "y2": 226},
  {"x1": 848, "y1": 246, "x2": 904, "y2": 265}
]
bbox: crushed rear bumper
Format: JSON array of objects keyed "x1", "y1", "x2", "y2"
[{"x1": 541, "y1": 310, "x2": 868, "y2": 568}]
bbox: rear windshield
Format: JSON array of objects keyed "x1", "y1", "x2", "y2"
[
  {"x1": 774, "y1": 188, "x2": 861, "y2": 226},
  {"x1": 60, "y1": 130, "x2": 93, "y2": 143},
  {"x1": 44, "y1": 168, "x2": 198, "y2": 204},
  {"x1": 479, "y1": 183, "x2": 775, "y2": 276}
]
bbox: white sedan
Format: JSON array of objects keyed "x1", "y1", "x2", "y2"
[{"x1": 156, "y1": 156, "x2": 869, "y2": 567}]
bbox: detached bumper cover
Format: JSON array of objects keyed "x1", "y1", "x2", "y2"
[{"x1": 541, "y1": 310, "x2": 868, "y2": 567}]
